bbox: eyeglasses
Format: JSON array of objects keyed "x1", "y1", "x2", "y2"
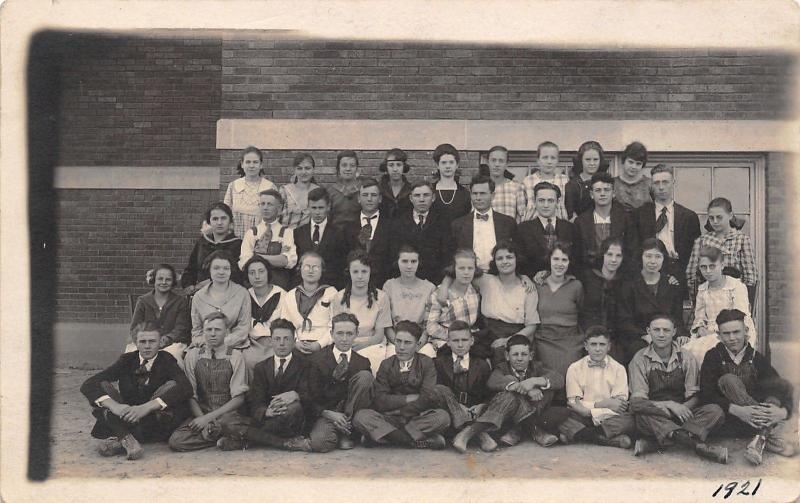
[{"x1": 302, "y1": 264, "x2": 322, "y2": 271}]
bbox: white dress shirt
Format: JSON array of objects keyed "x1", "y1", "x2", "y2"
[
  {"x1": 311, "y1": 218, "x2": 328, "y2": 243},
  {"x1": 399, "y1": 358, "x2": 414, "y2": 373},
  {"x1": 332, "y1": 347, "x2": 353, "y2": 363},
  {"x1": 655, "y1": 201, "x2": 678, "y2": 258},
  {"x1": 592, "y1": 212, "x2": 612, "y2": 225},
  {"x1": 451, "y1": 352, "x2": 470, "y2": 373},
  {"x1": 273, "y1": 353, "x2": 293, "y2": 376},
  {"x1": 473, "y1": 209, "x2": 496, "y2": 271},
  {"x1": 360, "y1": 211, "x2": 380, "y2": 240}
]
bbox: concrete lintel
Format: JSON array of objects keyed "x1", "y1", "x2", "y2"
[{"x1": 54, "y1": 166, "x2": 220, "y2": 190}]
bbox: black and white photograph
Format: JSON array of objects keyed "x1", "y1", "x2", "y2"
[{"x1": 2, "y1": 1, "x2": 799, "y2": 501}]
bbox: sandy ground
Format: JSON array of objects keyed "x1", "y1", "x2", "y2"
[{"x1": 47, "y1": 368, "x2": 800, "y2": 482}]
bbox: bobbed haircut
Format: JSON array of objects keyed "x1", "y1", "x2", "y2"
[
  {"x1": 148, "y1": 263, "x2": 177, "y2": 288},
  {"x1": 621, "y1": 141, "x2": 648, "y2": 167},
  {"x1": 336, "y1": 150, "x2": 359, "y2": 174},
  {"x1": 201, "y1": 250, "x2": 236, "y2": 275},
  {"x1": 596, "y1": 236, "x2": 626, "y2": 270},
  {"x1": 548, "y1": 240, "x2": 574, "y2": 263},
  {"x1": 488, "y1": 239, "x2": 521, "y2": 276},
  {"x1": 379, "y1": 148, "x2": 410, "y2": 173},
  {"x1": 443, "y1": 248, "x2": 484, "y2": 280}
]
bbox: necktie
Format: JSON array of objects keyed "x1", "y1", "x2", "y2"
[
  {"x1": 210, "y1": 348, "x2": 216, "y2": 360},
  {"x1": 544, "y1": 218, "x2": 556, "y2": 249},
  {"x1": 135, "y1": 359, "x2": 150, "y2": 388},
  {"x1": 276, "y1": 358, "x2": 286, "y2": 380},
  {"x1": 312, "y1": 224, "x2": 320, "y2": 245},
  {"x1": 417, "y1": 213, "x2": 425, "y2": 231},
  {"x1": 454, "y1": 355, "x2": 467, "y2": 375},
  {"x1": 359, "y1": 215, "x2": 376, "y2": 251},
  {"x1": 332, "y1": 353, "x2": 349, "y2": 380},
  {"x1": 655, "y1": 207, "x2": 668, "y2": 233},
  {"x1": 587, "y1": 359, "x2": 607, "y2": 369},
  {"x1": 475, "y1": 212, "x2": 489, "y2": 222}
]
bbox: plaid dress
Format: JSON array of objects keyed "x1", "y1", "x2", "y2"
[
  {"x1": 425, "y1": 285, "x2": 480, "y2": 348},
  {"x1": 491, "y1": 180, "x2": 527, "y2": 223},
  {"x1": 685, "y1": 229, "x2": 757, "y2": 292}
]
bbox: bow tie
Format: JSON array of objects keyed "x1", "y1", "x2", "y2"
[
  {"x1": 475, "y1": 212, "x2": 489, "y2": 221},
  {"x1": 587, "y1": 359, "x2": 606, "y2": 369}
]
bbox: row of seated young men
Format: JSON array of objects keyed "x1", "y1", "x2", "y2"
[{"x1": 82, "y1": 308, "x2": 794, "y2": 467}]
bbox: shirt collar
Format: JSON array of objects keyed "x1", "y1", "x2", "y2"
[
  {"x1": 655, "y1": 200, "x2": 674, "y2": 213},
  {"x1": 139, "y1": 353, "x2": 157, "y2": 369},
  {"x1": 361, "y1": 211, "x2": 379, "y2": 221},
  {"x1": 332, "y1": 347, "x2": 352, "y2": 362},
  {"x1": 451, "y1": 352, "x2": 470, "y2": 367},
  {"x1": 274, "y1": 353, "x2": 293, "y2": 367},
  {"x1": 538, "y1": 215, "x2": 556, "y2": 227},
  {"x1": 413, "y1": 209, "x2": 428, "y2": 220},
  {"x1": 399, "y1": 356, "x2": 414, "y2": 372},
  {"x1": 474, "y1": 208, "x2": 493, "y2": 219},
  {"x1": 643, "y1": 342, "x2": 682, "y2": 366},
  {"x1": 593, "y1": 212, "x2": 612, "y2": 224},
  {"x1": 312, "y1": 218, "x2": 327, "y2": 228},
  {"x1": 725, "y1": 345, "x2": 749, "y2": 364}
]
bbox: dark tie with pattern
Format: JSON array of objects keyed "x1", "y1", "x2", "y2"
[
  {"x1": 587, "y1": 359, "x2": 607, "y2": 369},
  {"x1": 135, "y1": 359, "x2": 150, "y2": 389},
  {"x1": 276, "y1": 357, "x2": 286, "y2": 382},
  {"x1": 312, "y1": 224, "x2": 320, "y2": 246},
  {"x1": 544, "y1": 218, "x2": 556, "y2": 250},
  {"x1": 359, "y1": 215, "x2": 376, "y2": 251},
  {"x1": 332, "y1": 353, "x2": 349, "y2": 380},
  {"x1": 454, "y1": 355, "x2": 467, "y2": 375},
  {"x1": 475, "y1": 212, "x2": 489, "y2": 221},
  {"x1": 210, "y1": 348, "x2": 216, "y2": 360},
  {"x1": 417, "y1": 213, "x2": 425, "y2": 231},
  {"x1": 655, "y1": 207, "x2": 668, "y2": 233}
]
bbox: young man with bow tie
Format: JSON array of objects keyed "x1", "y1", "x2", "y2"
[
  {"x1": 557, "y1": 326, "x2": 634, "y2": 449},
  {"x1": 451, "y1": 174, "x2": 518, "y2": 273},
  {"x1": 305, "y1": 312, "x2": 374, "y2": 452},
  {"x1": 389, "y1": 181, "x2": 453, "y2": 284},
  {"x1": 81, "y1": 321, "x2": 193, "y2": 460},
  {"x1": 352, "y1": 320, "x2": 451, "y2": 449},
  {"x1": 217, "y1": 318, "x2": 313, "y2": 452}
]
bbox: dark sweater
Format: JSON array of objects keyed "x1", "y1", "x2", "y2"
[
  {"x1": 374, "y1": 354, "x2": 437, "y2": 413},
  {"x1": 699, "y1": 342, "x2": 793, "y2": 417}
]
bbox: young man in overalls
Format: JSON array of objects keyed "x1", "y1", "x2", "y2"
[
  {"x1": 168, "y1": 312, "x2": 249, "y2": 451},
  {"x1": 699, "y1": 308, "x2": 796, "y2": 465},
  {"x1": 629, "y1": 313, "x2": 727, "y2": 463}
]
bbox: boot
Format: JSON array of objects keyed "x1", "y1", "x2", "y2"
[
  {"x1": 478, "y1": 432, "x2": 498, "y2": 452},
  {"x1": 744, "y1": 434, "x2": 766, "y2": 466},
  {"x1": 452, "y1": 424, "x2": 479, "y2": 453},
  {"x1": 499, "y1": 426, "x2": 521, "y2": 447},
  {"x1": 695, "y1": 443, "x2": 728, "y2": 464},
  {"x1": 282, "y1": 436, "x2": 312, "y2": 452},
  {"x1": 217, "y1": 436, "x2": 246, "y2": 451},
  {"x1": 119, "y1": 433, "x2": 143, "y2": 460},
  {"x1": 414, "y1": 433, "x2": 447, "y2": 450},
  {"x1": 633, "y1": 438, "x2": 659, "y2": 456},
  {"x1": 337, "y1": 435, "x2": 355, "y2": 450},
  {"x1": 97, "y1": 437, "x2": 125, "y2": 457},
  {"x1": 596, "y1": 434, "x2": 633, "y2": 450},
  {"x1": 532, "y1": 426, "x2": 558, "y2": 447}
]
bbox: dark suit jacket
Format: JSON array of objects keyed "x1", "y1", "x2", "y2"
[
  {"x1": 389, "y1": 209, "x2": 454, "y2": 284},
  {"x1": 434, "y1": 354, "x2": 492, "y2": 407},
  {"x1": 486, "y1": 360, "x2": 565, "y2": 392},
  {"x1": 574, "y1": 202, "x2": 638, "y2": 271},
  {"x1": 617, "y1": 273, "x2": 688, "y2": 341},
  {"x1": 81, "y1": 351, "x2": 193, "y2": 409},
  {"x1": 305, "y1": 346, "x2": 372, "y2": 418},
  {"x1": 516, "y1": 217, "x2": 581, "y2": 277},
  {"x1": 295, "y1": 221, "x2": 347, "y2": 289},
  {"x1": 634, "y1": 201, "x2": 701, "y2": 275},
  {"x1": 451, "y1": 210, "x2": 518, "y2": 252},
  {"x1": 343, "y1": 213, "x2": 393, "y2": 287},
  {"x1": 374, "y1": 354, "x2": 437, "y2": 414},
  {"x1": 247, "y1": 351, "x2": 309, "y2": 424}
]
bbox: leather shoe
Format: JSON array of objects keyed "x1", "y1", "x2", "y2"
[
  {"x1": 695, "y1": 443, "x2": 728, "y2": 464},
  {"x1": 478, "y1": 432, "x2": 498, "y2": 452},
  {"x1": 414, "y1": 433, "x2": 447, "y2": 450},
  {"x1": 120, "y1": 433, "x2": 143, "y2": 460},
  {"x1": 337, "y1": 436, "x2": 355, "y2": 450},
  {"x1": 499, "y1": 426, "x2": 521, "y2": 447},
  {"x1": 744, "y1": 435, "x2": 765, "y2": 465},
  {"x1": 217, "y1": 436, "x2": 246, "y2": 451},
  {"x1": 532, "y1": 427, "x2": 558, "y2": 447},
  {"x1": 633, "y1": 438, "x2": 659, "y2": 456},
  {"x1": 597, "y1": 434, "x2": 633, "y2": 449},
  {"x1": 97, "y1": 437, "x2": 125, "y2": 457},
  {"x1": 283, "y1": 436, "x2": 312, "y2": 452}
]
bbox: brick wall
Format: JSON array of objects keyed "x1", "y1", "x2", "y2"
[
  {"x1": 54, "y1": 189, "x2": 219, "y2": 322},
  {"x1": 56, "y1": 35, "x2": 221, "y2": 166},
  {"x1": 221, "y1": 40, "x2": 795, "y2": 121},
  {"x1": 765, "y1": 153, "x2": 796, "y2": 345}
]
